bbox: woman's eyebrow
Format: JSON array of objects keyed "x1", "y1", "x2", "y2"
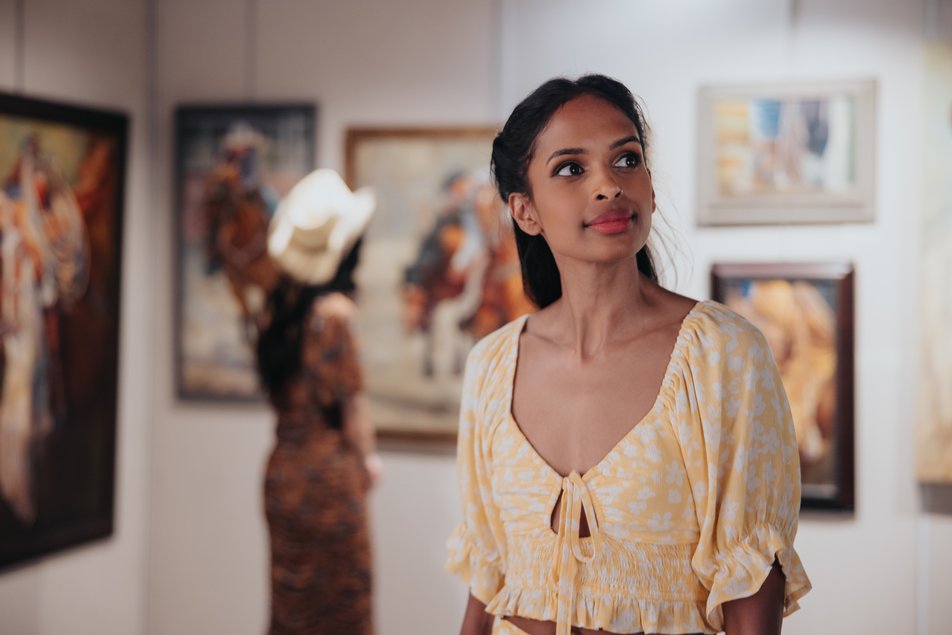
[
  {"x1": 546, "y1": 136, "x2": 643, "y2": 164},
  {"x1": 610, "y1": 135, "x2": 641, "y2": 149},
  {"x1": 546, "y1": 147, "x2": 584, "y2": 165}
]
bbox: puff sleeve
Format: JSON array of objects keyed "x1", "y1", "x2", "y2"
[
  {"x1": 445, "y1": 344, "x2": 507, "y2": 604},
  {"x1": 677, "y1": 311, "x2": 811, "y2": 630}
]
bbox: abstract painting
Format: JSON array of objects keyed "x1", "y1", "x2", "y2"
[
  {"x1": 698, "y1": 80, "x2": 876, "y2": 225},
  {"x1": 712, "y1": 263, "x2": 855, "y2": 510},
  {"x1": 917, "y1": 43, "x2": 952, "y2": 483}
]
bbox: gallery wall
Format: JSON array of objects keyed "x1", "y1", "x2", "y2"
[
  {"x1": 0, "y1": 0, "x2": 154, "y2": 634},
  {"x1": 0, "y1": 0, "x2": 950, "y2": 634}
]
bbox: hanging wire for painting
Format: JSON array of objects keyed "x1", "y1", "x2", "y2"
[
  {"x1": 789, "y1": 0, "x2": 801, "y2": 30},
  {"x1": 15, "y1": 0, "x2": 25, "y2": 92},
  {"x1": 246, "y1": 0, "x2": 257, "y2": 101}
]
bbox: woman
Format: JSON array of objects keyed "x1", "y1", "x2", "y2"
[
  {"x1": 446, "y1": 76, "x2": 811, "y2": 635},
  {"x1": 258, "y1": 169, "x2": 382, "y2": 635}
]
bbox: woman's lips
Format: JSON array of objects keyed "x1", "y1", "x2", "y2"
[{"x1": 583, "y1": 210, "x2": 634, "y2": 234}]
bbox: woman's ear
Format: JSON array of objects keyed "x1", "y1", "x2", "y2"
[{"x1": 509, "y1": 193, "x2": 542, "y2": 236}]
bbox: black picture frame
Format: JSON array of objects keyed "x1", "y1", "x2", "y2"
[
  {"x1": 173, "y1": 103, "x2": 316, "y2": 401},
  {"x1": 711, "y1": 262, "x2": 855, "y2": 511},
  {"x1": 0, "y1": 91, "x2": 128, "y2": 568}
]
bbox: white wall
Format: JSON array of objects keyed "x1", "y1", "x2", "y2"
[{"x1": 0, "y1": 0, "x2": 153, "y2": 634}]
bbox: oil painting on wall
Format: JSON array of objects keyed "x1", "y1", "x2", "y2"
[
  {"x1": 697, "y1": 80, "x2": 876, "y2": 226},
  {"x1": 0, "y1": 92, "x2": 127, "y2": 567},
  {"x1": 345, "y1": 127, "x2": 532, "y2": 441},
  {"x1": 174, "y1": 104, "x2": 315, "y2": 400},
  {"x1": 712, "y1": 263, "x2": 855, "y2": 510},
  {"x1": 917, "y1": 43, "x2": 952, "y2": 484}
]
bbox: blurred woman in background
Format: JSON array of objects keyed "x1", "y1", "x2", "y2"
[{"x1": 257, "y1": 169, "x2": 381, "y2": 635}]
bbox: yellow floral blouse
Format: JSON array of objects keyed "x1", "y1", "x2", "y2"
[{"x1": 446, "y1": 300, "x2": 811, "y2": 635}]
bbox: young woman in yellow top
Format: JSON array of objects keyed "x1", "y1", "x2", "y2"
[{"x1": 446, "y1": 75, "x2": 811, "y2": 635}]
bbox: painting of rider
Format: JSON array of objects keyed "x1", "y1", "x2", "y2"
[
  {"x1": 174, "y1": 104, "x2": 315, "y2": 400},
  {"x1": 345, "y1": 127, "x2": 533, "y2": 441},
  {"x1": 0, "y1": 92, "x2": 127, "y2": 567}
]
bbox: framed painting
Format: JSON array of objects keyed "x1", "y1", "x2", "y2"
[
  {"x1": 0, "y1": 92, "x2": 127, "y2": 567},
  {"x1": 345, "y1": 127, "x2": 532, "y2": 441},
  {"x1": 917, "y1": 43, "x2": 952, "y2": 483},
  {"x1": 711, "y1": 262, "x2": 855, "y2": 511},
  {"x1": 174, "y1": 104, "x2": 315, "y2": 401},
  {"x1": 697, "y1": 79, "x2": 876, "y2": 226}
]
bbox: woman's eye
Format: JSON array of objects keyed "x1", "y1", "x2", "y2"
[
  {"x1": 614, "y1": 152, "x2": 642, "y2": 168},
  {"x1": 554, "y1": 162, "x2": 583, "y2": 177}
]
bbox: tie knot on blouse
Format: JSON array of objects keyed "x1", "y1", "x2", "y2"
[{"x1": 552, "y1": 472, "x2": 602, "y2": 635}]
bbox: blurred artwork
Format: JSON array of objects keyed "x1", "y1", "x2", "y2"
[
  {"x1": 0, "y1": 93, "x2": 127, "y2": 567},
  {"x1": 712, "y1": 264, "x2": 855, "y2": 510},
  {"x1": 346, "y1": 128, "x2": 533, "y2": 440},
  {"x1": 715, "y1": 97, "x2": 854, "y2": 197},
  {"x1": 917, "y1": 43, "x2": 952, "y2": 483},
  {"x1": 698, "y1": 81, "x2": 876, "y2": 225},
  {"x1": 174, "y1": 105, "x2": 315, "y2": 400}
]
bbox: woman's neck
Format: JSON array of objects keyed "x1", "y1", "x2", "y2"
[{"x1": 545, "y1": 258, "x2": 657, "y2": 361}]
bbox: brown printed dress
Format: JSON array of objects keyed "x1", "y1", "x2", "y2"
[{"x1": 264, "y1": 294, "x2": 372, "y2": 635}]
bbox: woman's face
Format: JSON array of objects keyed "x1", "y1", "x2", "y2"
[{"x1": 510, "y1": 94, "x2": 654, "y2": 268}]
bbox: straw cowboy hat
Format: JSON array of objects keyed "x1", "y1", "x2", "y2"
[{"x1": 267, "y1": 169, "x2": 376, "y2": 285}]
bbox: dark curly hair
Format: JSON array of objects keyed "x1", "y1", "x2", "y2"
[{"x1": 491, "y1": 74, "x2": 659, "y2": 309}]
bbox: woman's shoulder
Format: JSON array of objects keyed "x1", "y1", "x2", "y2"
[
  {"x1": 683, "y1": 299, "x2": 772, "y2": 358},
  {"x1": 308, "y1": 292, "x2": 356, "y2": 326},
  {"x1": 465, "y1": 313, "x2": 529, "y2": 373}
]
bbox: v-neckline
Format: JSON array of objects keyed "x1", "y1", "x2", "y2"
[{"x1": 505, "y1": 300, "x2": 704, "y2": 481}]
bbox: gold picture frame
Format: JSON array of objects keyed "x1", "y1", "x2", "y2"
[{"x1": 345, "y1": 126, "x2": 532, "y2": 442}]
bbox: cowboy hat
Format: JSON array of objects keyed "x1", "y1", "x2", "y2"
[{"x1": 267, "y1": 169, "x2": 376, "y2": 285}]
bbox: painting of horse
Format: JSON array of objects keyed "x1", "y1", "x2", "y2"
[
  {"x1": 174, "y1": 105, "x2": 315, "y2": 400},
  {"x1": 345, "y1": 127, "x2": 533, "y2": 441}
]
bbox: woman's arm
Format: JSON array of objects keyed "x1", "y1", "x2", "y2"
[
  {"x1": 459, "y1": 593, "x2": 493, "y2": 635},
  {"x1": 722, "y1": 563, "x2": 786, "y2": 635},
  {"x1": 342, "y1": 393, "x2": 381, "y2": 487}
]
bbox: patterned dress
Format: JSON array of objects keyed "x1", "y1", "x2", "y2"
[{"x1": 264, "y1": 294, "x2": 372, "y2": 635}]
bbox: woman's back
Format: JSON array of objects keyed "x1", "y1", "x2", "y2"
[{"x1": 264, "y1": 291, "x2": 373, "y2": 635}]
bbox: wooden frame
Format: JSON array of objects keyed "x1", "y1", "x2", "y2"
[
  {"x1": 0, "y1": 92, "x2": 128, "y2": 567},
  {"x1": 711, "y1": 262, "x2": 855, "y2": 511},
  {"x1": 345, "y1": 126, "x2": 532, "y2": 442},
  {"x1": 173, "y1": 103, "x2": 315, "y2": 401},
  {"x1": 917, "y1": 43, "x2": 952, "y2": 483},
  {"x1": 697, "y1": 79, "x2": 877, "y2": 226}
]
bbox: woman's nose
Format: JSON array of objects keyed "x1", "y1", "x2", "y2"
[{"x1": 593, "y1": 177, "x2": 623, "y2": 201}]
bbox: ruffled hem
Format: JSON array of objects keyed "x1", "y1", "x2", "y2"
[
  {"x1": 704, "y1": 523, "x2": 812, "y2": 631},
  {"x1": 445, "y1": 524, "x2": 504, "y2": 604},
  {"x1": 486, "y1": 586, "x2": 718, "y2": 635}
]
